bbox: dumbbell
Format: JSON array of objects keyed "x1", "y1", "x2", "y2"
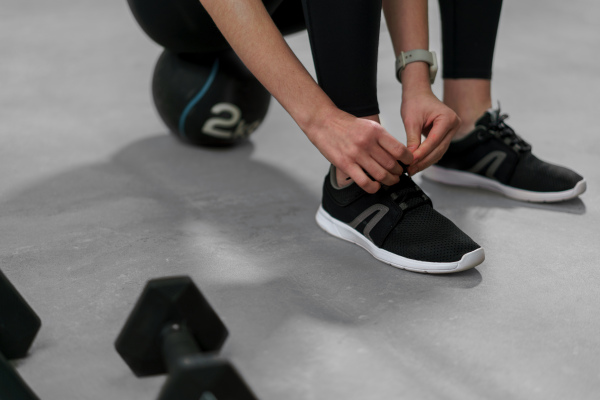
[
  {"x1": 0, "y1": 269, "x2": 41, "y2": 400},
  {"x1": 115, "y1": 276, "x2": 258, "y2": 400}
]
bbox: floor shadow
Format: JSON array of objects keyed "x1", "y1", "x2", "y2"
[{"x1": 1, "y1": 134, "x2": 484, "y2": 359}]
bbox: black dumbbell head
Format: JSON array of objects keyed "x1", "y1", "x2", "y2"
[
  {"x1": 0, "y1": 269, "x2": 41, "y2": 360},
  {"x1": 115, "y1": 276, "x2": 229, "y2": 377},
  {"x1": 0, "y1": 352, "x2": 41, "y2": 400}
]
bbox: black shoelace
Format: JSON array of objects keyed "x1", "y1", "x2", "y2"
[
  {"x1": 386, "y1": 175, "x2": 431, "y2": 212},
  {"x1": 487, "y1": 112, "x2": 532, "y2": 152}
]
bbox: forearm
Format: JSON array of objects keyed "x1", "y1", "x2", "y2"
[
  {"x1": 201, "y1": 0, "x2": 415, "y2": 192},
  {"x1": 199, "y1": 0, "x2": 337, "y2": 132},
  {"x1": 383, "y1": 0, "x2": 459, "y2": 174},
  {"x1": 382, "y1": 0, "x2": 431, "y2": 94}
]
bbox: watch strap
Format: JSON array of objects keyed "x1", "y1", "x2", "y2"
[{"x1": 395, "y1": 49, "x2": 438, "y2": 84}]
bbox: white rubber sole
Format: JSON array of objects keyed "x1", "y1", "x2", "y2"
[
  {"x1": 315, "y1": 206, "x2": 484, "y2": 274},
  {"x1": 423, "y1": 165, "x2": 587, "y2": 203}
]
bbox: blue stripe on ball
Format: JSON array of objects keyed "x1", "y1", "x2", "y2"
[{"x1": 178, "y1": 58, "x2": 220, "y2": 139}]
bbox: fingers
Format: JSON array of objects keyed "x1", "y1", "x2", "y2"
[
  {"x1": 343, "y1": 163, "x2": 381, "y2": 194},
  {"x1": 377, "y1": 133, "x2": 414, "y2": 166},
  {"x1": 345, "y1": 126, "x2": 411, "y2": 190},
  {"x1": 408, "y1": 119, "x2": 457, "y2": 175},
  {"x1": 370, "y1": 146, "x2": 404, "y2": 176},
  {"x1": 407, "y1": 114, "x2": 459, "y2": 175},
  {"x1": 340, "y1": 155, "x2": 398, "y2": 192},
  {"x1": 399, "y1": 90, "x2": 461, "y2": 175},
  {"x1": 366, "y1": 129, "x2": 414, "y2": 184},
  {"x1": 404, "y1": 120, "x2": 422, "y2": 153},
  {"x1": 360, "y1": 156, "x2": 401, "y2": 186},
  {"x1": 407, "y1": 139, "x2": 450, "y2": 175}
]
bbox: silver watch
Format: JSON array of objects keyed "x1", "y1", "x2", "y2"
[{"x1": 395, "y1": 49, "x2": 438, "y2": 84}]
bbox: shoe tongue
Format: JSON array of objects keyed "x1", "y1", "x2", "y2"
[
  {"x1": 476, "y1": 108, "x2": 500, "y2": 127},
  {"x1": 389, "y1": 174, "x2": 430, "y2": 210}
]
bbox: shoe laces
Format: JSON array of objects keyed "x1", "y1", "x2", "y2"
[
  {"x1": 386, "y1": 175, "x2": 431, "y2": 212},
  {"x1": 486, "y1": 109, "x2": 532, "y2": 152}
]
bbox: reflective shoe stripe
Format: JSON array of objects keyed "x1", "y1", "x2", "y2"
[
  {"x1": 348, "y1": 204, "x2": 389, "y2": 243},
  {"x1": 467, "y1": 151, "x2": 507, "y2": 179}
]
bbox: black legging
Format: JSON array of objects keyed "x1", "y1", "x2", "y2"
[
  {"x1": 438, "y1": 0, "x2": 503, "y2": 79},
  {"x1": 302, "y1": 0, "x2": 503, "y2": 117},
  {"x1": 301, "y1": 0, "x2": 383, "y2": 118},
  {"x1": 128, "y1": 0, "x2": 502, "y2": 116}
]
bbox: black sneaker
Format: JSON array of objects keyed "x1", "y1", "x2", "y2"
[
  {"x1": 423, "y1": 108, "x2": 586, "y2": 202},
  {"x1": 316, "y1": 166, "x2": 485, "y2": 274}
]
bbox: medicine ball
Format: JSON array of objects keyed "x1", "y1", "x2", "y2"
[
  {"x1": 126, "y1": 0, "x2": 292, "y2": 53},
  {"x1": 127, "y1": 0, "x2": 228, "y2": 53},
  {"x1": 152, "y1": 50, "x2": 272, "y2": 147}
]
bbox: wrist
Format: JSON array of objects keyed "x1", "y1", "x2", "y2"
[
  {"x1": 401, "y1": 62, "x2": 433, "y2": 96},
  {"x1": 294, "y1": 99, "x2": 339, "y2": 137}
]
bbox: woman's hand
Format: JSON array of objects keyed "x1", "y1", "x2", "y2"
[
  {"x1": 304, "y1": 107, "x2": 414, "y2": 194},
  {"x1": 401, "y1": 88, "x2": 461, "y2": 176}
]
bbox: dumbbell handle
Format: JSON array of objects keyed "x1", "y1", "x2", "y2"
[
  {"x1": 161, "y1": 323, "x2": 203, "y2": 374},
  {"x1": 159, "y1": 324, "x2": 258, "y2": 400},
  {"x1": 0, "y1": 352, "x2": 40, "y2": 400}
]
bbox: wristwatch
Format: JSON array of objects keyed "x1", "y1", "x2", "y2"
[{"x1": 395, "y1": 49, "x2": 438, "y2": 85}]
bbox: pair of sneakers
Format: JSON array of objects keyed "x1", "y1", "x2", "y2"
[{"x1": 316, "y1": 108, "x2": 586, "y2": 274}]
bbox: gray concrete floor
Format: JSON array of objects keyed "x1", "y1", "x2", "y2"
[{"x1": 1, "y1": 1, "x2": 599, "y2": 399}]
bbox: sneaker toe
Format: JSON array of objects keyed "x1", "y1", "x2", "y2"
[
  {"x1": 510, "y1": 153, "x2": 583, "y2": 192},
  {"x1": 381, "y1": 205, "x2": 481, "y2": 263}
]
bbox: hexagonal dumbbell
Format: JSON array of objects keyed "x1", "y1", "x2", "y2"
[
  {"x1": 0, "y1": 268, "x2": 41, "y2": 400},
  {"x1": 115, "y1": 276, "x2": 258, "y2": 400}
]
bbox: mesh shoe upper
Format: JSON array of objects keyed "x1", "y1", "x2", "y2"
[
  {"x1": 322, "y1": 169, "x2": 480, "y2": 263},
  {"x1": 436, "y1": 108, "x2": 583, "y2": 192},
  {"x1": 508, "y1": 152, "x2": 583, "y2": 192}
]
